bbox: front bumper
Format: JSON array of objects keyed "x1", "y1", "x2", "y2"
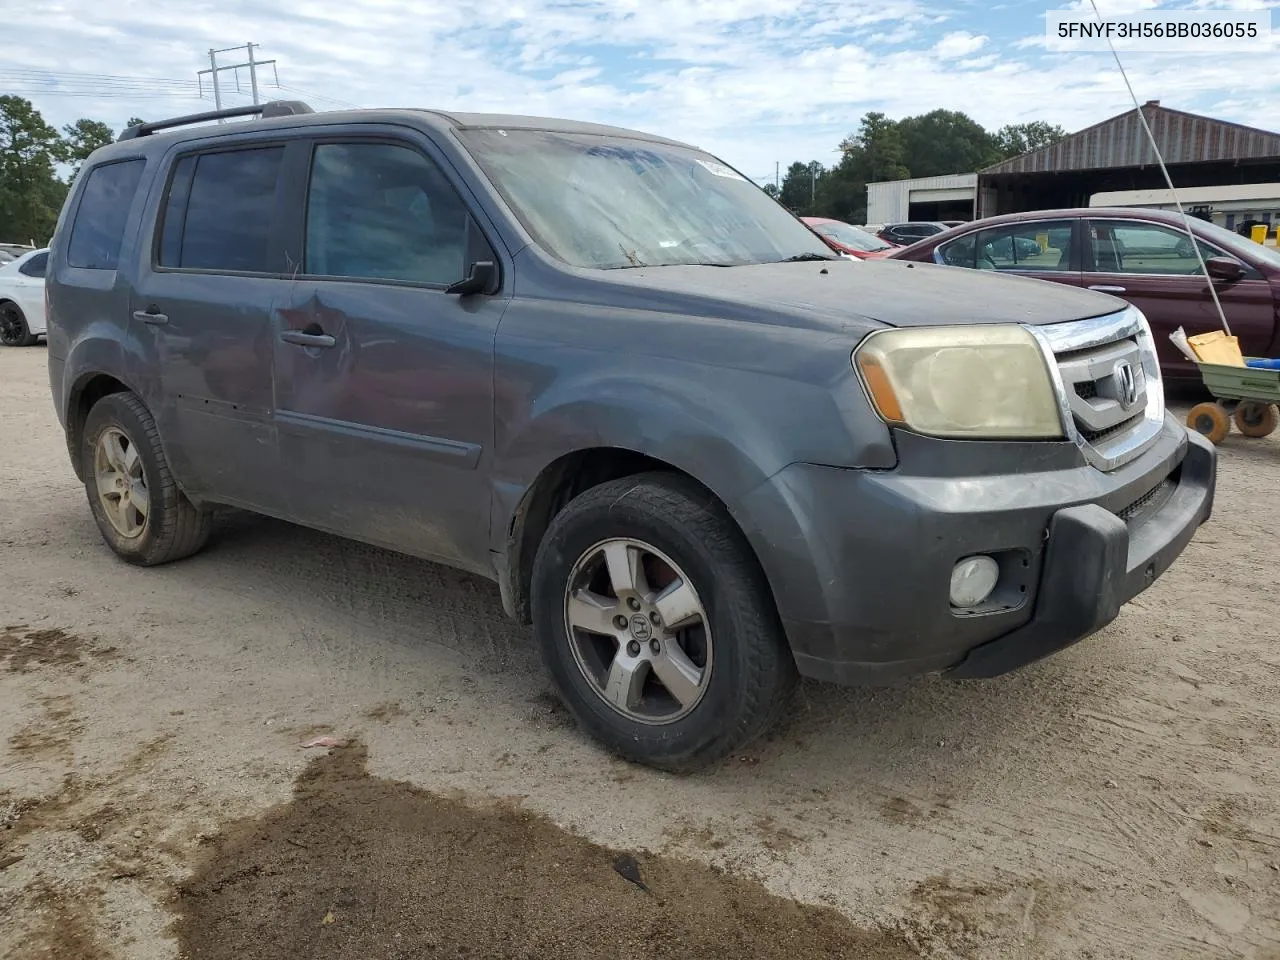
[{"x1": 735, "y1": 415, "x2": 1216, "y2": 685}]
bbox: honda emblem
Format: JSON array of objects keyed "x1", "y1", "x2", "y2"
[{"x1": 1115, "y1": 360, "x2": 1138, "y2": 408}]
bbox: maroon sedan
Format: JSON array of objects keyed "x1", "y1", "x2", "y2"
[{"x1": 888, "y1": 207, "x2": 1280, "y2": 382}]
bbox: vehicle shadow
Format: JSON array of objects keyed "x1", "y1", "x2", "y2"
[{"x1": 193, "y1": 506, "x2": 1102, "y2": 798}]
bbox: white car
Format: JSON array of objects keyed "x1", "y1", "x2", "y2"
[{"x1": 0, "y1": 248, "x2": 49, "y2": 347}]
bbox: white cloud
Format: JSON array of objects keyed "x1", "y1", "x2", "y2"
[
  {"x1": 1066, "y1": 0, "x2": 1162, "y2": 13},
  {"x1": 933, "y1": 30, "x2": 989, "y2": 58},
  {"x1": 1, "y1": 0, "x2": 1279, "y2": 183}
]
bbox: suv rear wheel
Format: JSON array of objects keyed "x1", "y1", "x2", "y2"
[
  {"x1": 82, "y1": 392, "x2": 212, "y2": 565},
  {"x1": 530, "y1": 473, "x2": 797, "y2": 771}
]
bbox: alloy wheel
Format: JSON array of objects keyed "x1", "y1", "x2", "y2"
[
  {"x1": 94, "y1": 427, "x2": 149, "y2": 539},
  {"x1": 0, "y1": 305, "x2": 27, "y2": 346},
  {"x1": 563, "y1": 538, "x2": 713, "y2": 724}
]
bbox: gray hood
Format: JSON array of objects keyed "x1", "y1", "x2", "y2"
[{"x1": 592, "y1": 257, "x2": 1124, "y2": 331}]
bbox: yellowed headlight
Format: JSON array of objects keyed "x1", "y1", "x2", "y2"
[{"x1": 854, "y1": 325, "x2": 1064, "y2": 439}]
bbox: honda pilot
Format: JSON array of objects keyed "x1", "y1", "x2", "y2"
[{"x1": 46, "y1": 102, "x2": 1215, "y2": 770}]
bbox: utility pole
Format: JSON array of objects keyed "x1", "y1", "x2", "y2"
[
  {"x1": 247, "y1": 42, "x2": 260, "y2": 105},
  {"x1": 775, "y1": 161, "x2": 780, "y2": 192},
  {"x1": 810, "y1": 162, "x2": 819, "y2": 207},
  {"x1": 208, "y1": 49, "x2": 222, "y2": 113},
  {"x1": 198, "y1": 44, "x2": 279, "y2": 120}
]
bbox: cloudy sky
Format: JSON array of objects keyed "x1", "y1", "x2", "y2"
[{"x1": 4, "y1": 0, "x2": 1279, "y2": 182}]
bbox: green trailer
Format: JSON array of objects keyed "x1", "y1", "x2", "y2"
[{"x1": 1186, "y1": 360, "x2": 1280, "y2": 445}]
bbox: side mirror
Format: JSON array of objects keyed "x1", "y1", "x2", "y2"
[
  {"x1": 1205, "y1": 256, "x2": 1244, "y2": 282},
  {"x1": 445, "y1": 260, "x2": 499, "y2": 296}
]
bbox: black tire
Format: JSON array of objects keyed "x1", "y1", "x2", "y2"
[
  {"x1": 81, "y1": 391, "x2": 212, "y2": 566},
  {"x1": 531, "y1": 472, "x2": 797, "y2": 772},
  {"x1": 0, "y1": 302, "x2": 37, "y2": 347}
]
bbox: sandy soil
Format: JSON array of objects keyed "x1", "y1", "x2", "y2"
[{"x1": 1, "y1": 344, "x2": 1278, "y2": 960}]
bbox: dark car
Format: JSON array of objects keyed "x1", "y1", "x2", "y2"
[
  {"x1": 888, "y1": 207, "x2": 1280, "y2": 382},
  {"x1": 878, "y1": 221, "x2": 950, "y2": 246},
  {"x1": 45, "y1": 102, "x2": 1214, "y2": 771}
]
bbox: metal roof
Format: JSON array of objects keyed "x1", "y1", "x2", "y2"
[
  {"x1": 865, "y1": 173, "x2": 977, "y2": 190},
  {"x1": 981, "y1": 102, "x2": 1280, "y2": 175}
]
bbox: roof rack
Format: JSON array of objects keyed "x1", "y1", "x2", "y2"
[{"x1": 117, "y1": 100, "x2": 314, "y2": 141}]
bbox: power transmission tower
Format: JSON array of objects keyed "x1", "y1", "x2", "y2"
[{"x1": 197, "y1": 43, "x2": 279, "y2": 120}]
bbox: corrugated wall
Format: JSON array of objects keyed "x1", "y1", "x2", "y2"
[{"x1": 866, "y1": 174, "x2": 978, "y2": 222}]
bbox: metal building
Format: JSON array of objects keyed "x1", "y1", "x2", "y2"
[
  {"x1": 866, "y1": 173, "x2": 977, "y2": 224},
  {"x1": 977, "y1": 101, "x2": 1280, "y2": 219}
]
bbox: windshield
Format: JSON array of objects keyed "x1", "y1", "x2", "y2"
[
  {"x1": 1191, "y1": 218, "x2": 1280, "y2": 269},
  {"x1": 460, "y1": 130, "x2": 835, "y2": 269},
  {"x1": 813, "y1": 221, "x2": 892, "y2": 252}
]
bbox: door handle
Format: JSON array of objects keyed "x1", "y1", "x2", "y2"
[
  {"x1": 280, "y1": 329, "x2": 336, "y2": 349},
  {"x1": 1088, "y1": 285, "x2": 1126, "y2": 293},
  {"x1": 132, "y1": 309, "x2": 169, "y2": 326}
]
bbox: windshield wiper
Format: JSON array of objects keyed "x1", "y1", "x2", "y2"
[{"x1": 775, "y1": 253, "x2": 839, "y2": 263}]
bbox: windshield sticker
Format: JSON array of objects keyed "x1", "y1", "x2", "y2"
[{"x1": 695, "y1": 159, "x2": 746, "y2": 181}]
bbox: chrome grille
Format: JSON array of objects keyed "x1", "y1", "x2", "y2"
[{"x1": 1030, "y1": 308, "x2": 1165, "y2": 472}]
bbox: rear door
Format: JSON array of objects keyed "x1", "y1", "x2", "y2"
[
  {"x1": 48, "y1": 156, "x2": 149, "y2": 362},
  {"x1": 130, "y1": 139, "x2": 298, "y2": 510},
  {"x1": 1084, "y1": 218, "x2": 1276, "y2": 380},
  {"x1": 270, "y1": 133, "x2": 507, "y2": 572},
  {"x1": 934, "y1": 218, "x2": 1084, "y2": 289},
  {"x1": 13, "y1": 251, "x2": 49, "y2": 332}
]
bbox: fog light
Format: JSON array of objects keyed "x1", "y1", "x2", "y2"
[{"x1": 950, "y1": 555, "x2": 999, "y2": 608}]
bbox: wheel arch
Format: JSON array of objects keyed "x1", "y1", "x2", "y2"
[
  {"x1": 497, "y1": 445, "x2": 783, "y2": 632},
  {"x1": 64, "y1": 371, "x2": 139, "y2": 480}
]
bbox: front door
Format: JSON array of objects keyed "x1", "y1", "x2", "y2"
[
  {"x1": 1085, "y1": 219, "x2": 1277, "y2": 381},
  {"x1": 272, "y1": 137, "x2": 506, "y2": 573},
  {"x1": 131, "y1": 142, "x2": 293, "y2": 510}
]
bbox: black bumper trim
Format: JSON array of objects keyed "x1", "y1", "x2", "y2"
[{"x1": 947, "y1": 432, "x2": 1216, "y2": 679}]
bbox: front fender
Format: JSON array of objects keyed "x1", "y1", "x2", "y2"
[
  {"x1": 492, "y1": 370, "x2": 780, "y2": 543},
  {"x1": 490, "y1": 346, "x2": 895, "y2": 556}
]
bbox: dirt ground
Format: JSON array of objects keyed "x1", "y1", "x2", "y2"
[{"x1": 1, "y1": 344, "x2": 1279, "y2": 960}]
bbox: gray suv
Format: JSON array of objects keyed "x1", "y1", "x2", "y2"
[{"x1": 46, "y1": 102, "x2": 1215, "y2": 771}]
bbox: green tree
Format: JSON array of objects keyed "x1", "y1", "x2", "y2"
[
  {"x1": 0, "y1": 96, "x2": 67, "y2": 244},
  {"x1": 125, "y1": 116, "x2": 146, "y2": 129},
  {"x1": 896, "y1": 109, "x2": 997, "y2": 177},
  {"x1": 993, "y1": 121, "x2": 1067, "y2": 161},
  {"x1": 779, "y1": 161, "x2": 824, "y2": 214},
  {"x1": 761, "y1": 182, "x2": 780, "y2": 198},
  {"x1": 762, "y1": 109, "x2": 1072, "y2": 223},
  {"x1": 58, "y1": 118, "x2": 115, "y2": 179},
  {"x1": 813, "y1": 154, "x2": 870, "y2": 222},
  {"x1": 840, "y1": 112, "x2": 909, "y2": 184}
]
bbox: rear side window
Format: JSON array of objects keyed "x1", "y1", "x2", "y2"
[
  {"x1": 977, "y1": 220, "x2": 1074, "y2": 272},
  {"x1": 66, "y1": 159, "x2": 146, "y2": 270},
  {"x1": 159, "y1": 147, "x2": 284, "y2": 273},
  {"x1": 19, "y1": 252, "x2": 48, "y2": 278}
]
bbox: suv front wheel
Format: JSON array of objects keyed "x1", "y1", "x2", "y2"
[
  {"x1": 81, "y1": 392, "x2": 212, "y2": 565},
  {"x1": 531, "y1": 473, "x2": 797, "y2": 771}
]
